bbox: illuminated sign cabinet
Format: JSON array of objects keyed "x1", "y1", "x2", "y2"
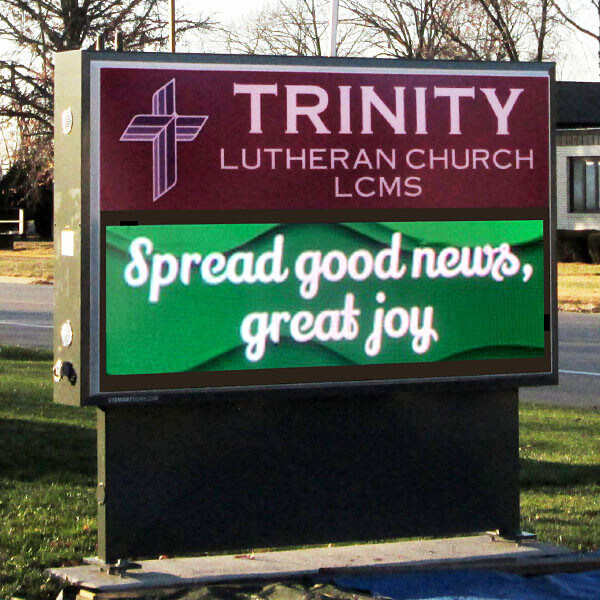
[{"x1": 54, "y1": 51, "x2": 557, "y2": 406}]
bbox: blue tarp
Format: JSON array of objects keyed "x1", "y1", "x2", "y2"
[{"x1": 333, "y1": 569, "x2": 600, "y2": 600}]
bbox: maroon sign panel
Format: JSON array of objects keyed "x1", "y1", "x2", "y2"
[{"x1": 98, "y1": 64, "x2": 550, "y2": 212}]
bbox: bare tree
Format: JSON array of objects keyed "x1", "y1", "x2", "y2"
[
  {"x1": 342, "y1": 0, "x2": 462, "y2": 59},
  {"x1": 342, "y1": 0, "x2": 562, "y2": 62},
  {"x1": 220, "y1": 0, "x2": 370, "y2": 57},
  {"x1": 555, "y1": 1, "x2": 600, "y2": 73},
  {"x1": 470, "y1": 0, "x2": 560, "y2": 61},
  {"x1": 0, "y1": 1, "x2": 211, "y2": 235},
  {"x1": 0, "y1": 1, "x2": 211, "y2": 139}
]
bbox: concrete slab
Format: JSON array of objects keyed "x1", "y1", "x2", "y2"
[{"x1": 48, "y1": 535, "x2": 591, "y2": 595}]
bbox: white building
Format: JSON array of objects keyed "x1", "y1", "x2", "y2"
[{"x1": 557, "y1": 82, "x2": 600, "y2": 231}]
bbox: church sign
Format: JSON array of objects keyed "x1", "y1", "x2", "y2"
[{"x1": 54, "y1": 52, "x2": 556, "y2": 405}]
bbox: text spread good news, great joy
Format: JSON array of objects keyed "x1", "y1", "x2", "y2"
[{"x1": 122, "y1": 231, "x2": 533, "y2": 363}]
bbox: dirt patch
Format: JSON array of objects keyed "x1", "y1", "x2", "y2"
[
  {"x1": 0, "y1": 275, "x2": 44, "y2": 285},
  {"x1": 559, "y1": 302, "x2": 600, "y2": 313},
  {"x1": 0, "y1": 246, "x2": 53, "y2": 282},
  {"x1": 558, "y1": 263, "x2": 600, "y2": 312}
]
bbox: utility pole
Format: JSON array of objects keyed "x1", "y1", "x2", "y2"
[
  {"x1": 329, "y1": 0, "x2": 339, "y2": 57},
  {"x1": 170, "y1": 0, "x2": 176, "y2": 52}
]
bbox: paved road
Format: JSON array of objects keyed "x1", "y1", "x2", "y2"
[
  {"x1": 0, "y1": 281, "x2": 53, "y2": 349},
  {"x1": 0, "y1": 282, "x2": 598, "y2": 406},
  {"x1": 520, "y1": 311, "x2": 600, "y2": 408}
]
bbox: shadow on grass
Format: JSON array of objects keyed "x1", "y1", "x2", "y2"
[
  {"x1": 521, "y1": 422, "x2": 600, "y2": 435},
  {"x1": 0, "y1": 418, "x2": 95, "y2": 484},
  {"x1": 520, "y1": 458, "x2": 600, "y2": 488},
  {"x1": 0, "y1": 345, "x2": 53, "y2": 361}
]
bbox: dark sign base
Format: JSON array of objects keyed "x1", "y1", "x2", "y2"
[{"x1": 98, "y1": 388, "x2": 519, "y2": 563}]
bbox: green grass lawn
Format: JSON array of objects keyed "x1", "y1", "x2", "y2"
[
  {"x1": 0, "y1": 348, "x2": 599, "y2": 600},
  {"x1": 0, "y1": 347, "x2": 96, "y2": 600},
  {"x1": 520, "y1": 404, "x2": 600, "y2": 551}
]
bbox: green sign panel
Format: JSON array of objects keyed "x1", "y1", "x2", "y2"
[{"x1": 105, "y1": 220, "x2": 544, "y2": 382}]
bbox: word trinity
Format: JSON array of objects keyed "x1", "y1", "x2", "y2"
[{"x1": 233, "y1": 84, "x2": 524, "y2": 136}]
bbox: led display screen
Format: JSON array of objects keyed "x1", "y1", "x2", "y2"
[{"x1": 102, "y1": 220, "x2": 546, "y2": 391}]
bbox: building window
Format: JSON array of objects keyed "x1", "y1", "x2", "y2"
[{"x1": 570, "y1": 157, "x2": 600, "y2": 212}]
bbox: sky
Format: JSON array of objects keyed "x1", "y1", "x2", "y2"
[{"x1": 190, "y1": 0, "x2": 600, "y2": 82}]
